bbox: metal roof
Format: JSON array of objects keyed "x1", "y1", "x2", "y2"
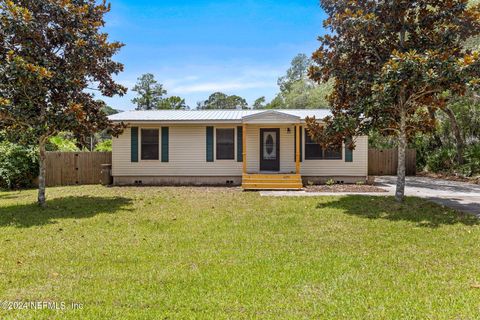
[{"x1": 108, "y1": 109, "x2": 332, "y2": 122}]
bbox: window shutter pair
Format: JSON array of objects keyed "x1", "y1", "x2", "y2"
[
  {"x1": 206, "y1": 126, "x2": 243, "y2": 162},
  {"x1": 130, "y1": 127, "x2": 169, "y2": 162}
]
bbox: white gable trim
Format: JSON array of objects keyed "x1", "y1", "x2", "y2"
[{"x1": 241, "y1": 110, "x2": 301, "y2": 124}]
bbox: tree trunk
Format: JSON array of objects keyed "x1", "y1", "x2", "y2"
[
  {"x1": 38, "y1": 137, "x2": 47, "y2": 207},
  {"x1": 443, "y1": 107, "x2": 464, "y2": 165},
  {"x1": 428, "y1": 108, "x2": 442, "y2": 148},
  {"x1": 395, "y1": 107, "x2": 407, "y2": 203}
]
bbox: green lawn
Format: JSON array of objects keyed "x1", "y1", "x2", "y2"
[{"x1": 0, "y1": 186, "x2": 479, "y2": 319}]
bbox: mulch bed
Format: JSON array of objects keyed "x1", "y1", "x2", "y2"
[{"x1": 306, "y1": 184, "x2": 388, "y2": 193}]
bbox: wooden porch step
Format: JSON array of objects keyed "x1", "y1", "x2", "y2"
[
  {"x1": 242, "y1": 174, "x2": 303, "y2": 190},
  {"x1": 243, "y1": 174, "x2": 300, "y2": 180},
  {"x1": 242, "y1": 183, "x2": 303, "y2": 190},
  {"x1": 243, "y1": 179, "x2": 303, "y2": 184}
]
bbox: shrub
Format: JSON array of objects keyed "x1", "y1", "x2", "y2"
[
  {"x1": 0, "y1": 141, "x2": 38, "y2": 189},
  {"x1": 458, "y1": 144, "x2": 480, "y2": 177},
  {"x1": 326, "y1": 178, "x2": 335, "y2": 186},
  {"x1": 425, "y1": 146, "x2": 457, "y2": 173},
  {"x1": 94, "y1": 139, "x2": 112, "y2": 152},
  {"x1": 48, "y1": 133, "x2": 79, "y2": 151}
]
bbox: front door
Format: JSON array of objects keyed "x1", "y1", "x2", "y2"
[{"x1": 260, "y1": 128, "x2": 280, "y2": 171}]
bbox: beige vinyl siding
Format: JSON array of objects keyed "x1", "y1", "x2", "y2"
[
  {"x1": 245, "y1": 125, "x2": 368, "y2": 176},
  {"x1": 302, "y1": 133, "x2": 368, "y2": 176},
  {"x1": 112, "y1": 123, "x2": 368, "y2": 177},
  {"x1": 112, "y1": 125, "x2": 242, "y2": 177},
  {"x1": 245, "y1": 124, "x2": 296, "y2": 173}
]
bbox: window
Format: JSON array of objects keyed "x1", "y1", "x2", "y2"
[
  {"x1": 141, "y1": 129, "x2": 159, "y2": 160},
  {"x1": 216, "y1": 128, "x2": 235, "y2": 160},
  {"x1": 305, "y1": 133, "x2": 342, "y2": 160}
]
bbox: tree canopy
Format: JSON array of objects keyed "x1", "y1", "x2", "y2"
[
  {"x1": 197, "y1": 92, "x2": 248, "y2": 110},
  {"x1": 131, "y1": 73, "x2": 189, "y2": 110},
  {"x1": 267, "y1": 53, "x2": 332, "y2": 109},
  {"x1": 131, "y1": 73, "x2": 167, "y2": 110},
  {"x1": 277, "y1": 53, "x2": 313, "y2": 93},
  {"x1": 253, "y1": 96, "x2": 267, "y2": 109},
  {"x1": 158, "y1": 96, "x2": 189, "y2": 110},
  {"x1": 0, "y1": 0, "x2": 126, "y2": 205},
  {"x1": 306, "y1": 0, "x2": 480, "y2": 202}
]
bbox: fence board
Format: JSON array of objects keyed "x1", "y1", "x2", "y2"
[
  {"x1": 45, "y1": 152, "x2": 112, "y2": 187},
  {"x1": 368, "y1": 149, "x2": 416, "y2": 176}
]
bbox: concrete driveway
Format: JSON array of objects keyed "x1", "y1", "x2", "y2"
[
  {"x1": 377, "y1": 176, "x2": 480, "y2": 216},
  {"x1": 261, "y1": 176, "x2": 480, "y2": 216}
]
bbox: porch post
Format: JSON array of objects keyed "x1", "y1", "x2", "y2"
[
  {"x1": 242, "y1": 123, "x2": 247, "y2": 174},
  {"x1": 295, "y1": 124, "x2": 300, "y2": 174}
]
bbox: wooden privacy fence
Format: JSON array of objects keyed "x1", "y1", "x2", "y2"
[
  {"x1": 368, "y1": 149, "x2": 416, "y2": 176},
  {"x1": 45, "y1": 152, "x2": 112, "y2": 187}
]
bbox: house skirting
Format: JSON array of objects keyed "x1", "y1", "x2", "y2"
[
  {"x1": 302, "y1": 176, "x2": 367, "y2": 185},
  {"x1": 113, "y1": 175, "x2": 368, "y2": 186},
  {"x1": 113, "y1": 176, "x2": 242, "y2": 186}
]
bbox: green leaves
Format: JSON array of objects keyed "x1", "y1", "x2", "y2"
[
  {"x1": 197, "y1": 92, "x2": 248, "y2": 110},
  {"x1": 131, "y1": 74, "x2": 189, "y2": 110},
  {"x1": 131, "y1": 73, "x2": 167, "y2": 110},
  {"x1": 308, "y1": 0, "x2": 480, "y2": 141},
  {"x1": 0, "y1": 0, "x2": 127, "y2": 141}
]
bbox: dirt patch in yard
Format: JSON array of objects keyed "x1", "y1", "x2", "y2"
[{"x1": 306, "y1": 184, "x2": 388, "y2": 193}]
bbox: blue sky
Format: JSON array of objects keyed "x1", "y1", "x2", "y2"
[{"x1": 102, "y1": 0, "x2": 327, "y2": 110}]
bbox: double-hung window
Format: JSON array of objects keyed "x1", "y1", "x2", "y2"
[
  {"x1": 216, "y1": 128, "x2": 235, "y2": 160},
  {"x1": 305, "y1": 133, "x2": 342, "y2": 160},
  {"x1": 141, "y1": 129, "x2": 159, "y2": 160}
]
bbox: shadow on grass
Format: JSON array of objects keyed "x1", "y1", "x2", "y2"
[
  {"x1": 0, "y1": 196, "x2": 132, "y2": 228},
  {"x1": 0, "y1": 193, "x2": 19, "y2": 200},
  {"x1": 316, "y1": 196, "x2": 479, "y2": 228}
]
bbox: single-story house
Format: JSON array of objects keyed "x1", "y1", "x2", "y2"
[{"x1": 108, "y1": 109, "x2": 368, "y2": 190}]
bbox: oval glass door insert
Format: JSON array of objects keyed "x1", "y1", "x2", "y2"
[{"x1": 263, "y1": 132, "x2": 277, "y2": 160}]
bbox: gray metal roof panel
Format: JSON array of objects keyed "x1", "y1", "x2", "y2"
[{"x1": 108, "y1": 109, "x2": 331, "y2": 122}]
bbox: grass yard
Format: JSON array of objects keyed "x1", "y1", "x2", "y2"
[{"x1": 0, "y1": 186, "x2": 479, "y2": 319}]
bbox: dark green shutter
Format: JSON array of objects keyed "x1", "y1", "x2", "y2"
[
  {"x1": 300, "y1": 126, "x2": 302, "y2": 162},
  {"x1": 345, "y1": 137, "x2": 353, "y2": 162},
  {"x1": 161, "y1": 127, "x2": 169, "y2": 162},
  {"x1": 237, "y1": 126, "x2": 243, "y2": 162},
  {"x1": 131, "y1": 127, "x2": 138, "y2": 162},
  {"x1": 295, "y1": 126, "x2": 303, "y2": 162},
  {"x1": 206, "y1": 126, "x2": 214, "y2": 162}
]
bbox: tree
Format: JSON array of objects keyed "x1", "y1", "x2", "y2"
[
  {"x1": 253, "y1": 96, "x2": 266, "y2": 109},
  {"x1": 282, "y1": 80, "x2": 332, "y2": 109},
  {"x1": 158, "y1": 96, "x2": 189, "y2": 110},
  {"x1": 197, "y1": 92, "x2": 248, "y2": 109},
  {"x1": 131, "y1": 74, "x2": 189, "y2": 110},
  {"x1": 278, "y1": 53, "x2": 312, "y2": 93},
  {"x1": 131, "y1": 73, "x2": 167, "y2": 110},
  {"x1": 306, "y1": 0, "x2": 480, "y2": 202},
  {"x1": 101, "y1": 104, "x2": 120, "y2": 116},
  {"x1": 268, "y1": 53, "x2": 333, "y2": 109},
  {"x1": 0, "y1": 0, "x2": 126, "y2": 206}
]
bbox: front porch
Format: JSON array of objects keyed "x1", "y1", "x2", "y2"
[{"x1": 240, "y1": 111, "x2": 303, "y2": 190}]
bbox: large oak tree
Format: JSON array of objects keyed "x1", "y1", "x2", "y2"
[
  {"x1": 306, "y1": 0, "x2": 480, "y2": 202},
  {"x1": 0, "y1": 0, "x2": 126, "y2": 206}
]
